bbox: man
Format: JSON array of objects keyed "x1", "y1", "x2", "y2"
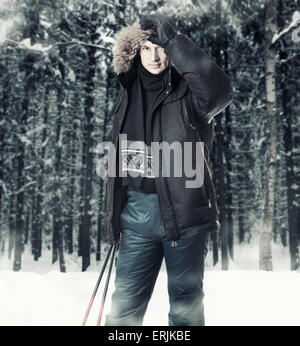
[{"x1": 104, "y1": 14, "x2": 233, "y2": 326}]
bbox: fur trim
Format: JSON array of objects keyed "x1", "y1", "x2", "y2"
[{"x1": 113, "y1": 25, "x2": 153, "y2": 75}]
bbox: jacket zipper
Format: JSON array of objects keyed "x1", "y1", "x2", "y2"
[{"x1": 151, "y1": 79, "x2": 181, "y2": 243}]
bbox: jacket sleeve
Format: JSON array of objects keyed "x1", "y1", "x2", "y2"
[{"x1": 164, "y1": 34, "x2": 233, "y2": 124}]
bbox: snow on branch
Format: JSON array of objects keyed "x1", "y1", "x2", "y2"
[
  {"x1": 272, "y1": 11, "x2": 300, "y2": 45},
  {"x1": 0, "y1": 179, "x2": 8, "y2": 197},
  {"x1": 4, "y1": 38, "x2": 111, "y2": 54}
]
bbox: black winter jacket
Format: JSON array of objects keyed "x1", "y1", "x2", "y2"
[{"x1": 104, "y1": 29, "x2": 233, "y2": 244}]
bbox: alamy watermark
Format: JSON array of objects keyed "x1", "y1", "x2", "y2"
[{"x1": 95, "y1": 134, "x2": 205, "y2": 189}]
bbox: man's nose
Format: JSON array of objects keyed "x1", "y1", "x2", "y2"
[{"x1": 151, "y1": 48, "x2": 160, "y2": 61}]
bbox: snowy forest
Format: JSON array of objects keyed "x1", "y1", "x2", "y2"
[{"x1": 0, "y1": 0, "x2": 299, "y2": 274}]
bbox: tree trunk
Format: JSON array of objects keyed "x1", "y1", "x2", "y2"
[
  {"x1": 52, "y1": 86, "x2": 66, "y2": 272},
  {"x1": 278, "y1": 0, "x2": 299, "y2": 270},
  {"x1": 0, "y1": 127, "x2": 4, "y2": 224},
  {"x1": 237, "y1": 164, "x2": 246, "y2": 243},
  {"x1": 259, "y1": 0, "x2": 278, "y2": 271},
  {"x1": 8, "y1": 194, "x2": 15, "y2": 260},
  {"x1": 215, "y1": 0, "x2": 228, "y2": 270},
  {"x1": 0, "y1": 57, "x2": 10, "y2": 240},
  {"x1": 223, "y1": 24, "x2": 234, "y2": 261},
  {"x1": 24, "y1": 209, "x2": 30, "y2": 246},
  {"x1": 30, "y1": 122, "x2": 38, "y2": 258},
  {"x1": 34, "y1": 86, "x2": 49, "y2": 260},
  {"x1": 13, "y1": 85, "x2": 29, "y2": 271},
  {"x1": 80, "y1": 23, "x2": 97, "y2": 271},
  {"x1": 65, "y1": 108, "x2": 77, "y2": 255},
  {"x1": 78, "y1": 139, "x2": 86, "y2": 258}
]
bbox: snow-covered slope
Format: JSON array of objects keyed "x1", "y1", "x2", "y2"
[
  {"x1": 1, "y1": 240, "x2": 299, "y2": 326},
  {"x1": 1, "y1": 268, "x2": 300, "y2": 326}
]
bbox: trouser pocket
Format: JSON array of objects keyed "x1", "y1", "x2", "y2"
[{"x1": 120, "y1": 188, "x2": 165, "y2": 239}]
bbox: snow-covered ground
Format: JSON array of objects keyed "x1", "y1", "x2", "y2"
[{"x1": 1, "y1": 240, "x2": 300, "y2": 326}]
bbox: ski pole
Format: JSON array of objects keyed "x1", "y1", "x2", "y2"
[
  {"x1": 81, "y1": 244, "x2": 114, "y2": 326},
  {"x1": 96, "y1": 242, "x2": 118, "y2": 326}
]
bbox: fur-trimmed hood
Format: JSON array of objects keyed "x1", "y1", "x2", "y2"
[{"x1": 113, "y1": 25, "x2": 153, "y2": 75}]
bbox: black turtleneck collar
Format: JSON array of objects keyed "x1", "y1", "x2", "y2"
[{"x1": 137, "y1": 57, "x2": 169, "y2": 92}]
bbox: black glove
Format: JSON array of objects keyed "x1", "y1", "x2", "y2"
[{"x1": 140, "y1": 14, "x2": 178, "y2": 48}]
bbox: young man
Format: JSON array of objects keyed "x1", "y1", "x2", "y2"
[{"x1": 104, "y1": 14, "x2": 233, "y2": 326}]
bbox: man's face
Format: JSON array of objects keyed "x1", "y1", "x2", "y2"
[{"x1": 139, "y1": 40, "x2": 169, "y2": 75}]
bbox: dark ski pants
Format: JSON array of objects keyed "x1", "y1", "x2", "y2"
[{"x1": 105, "y1": 187, "x2": 209, "y2": 326}]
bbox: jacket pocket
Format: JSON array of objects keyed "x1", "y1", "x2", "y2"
[{"x1": 182, "y1": 102, "x2": 195, "y2": 130}]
